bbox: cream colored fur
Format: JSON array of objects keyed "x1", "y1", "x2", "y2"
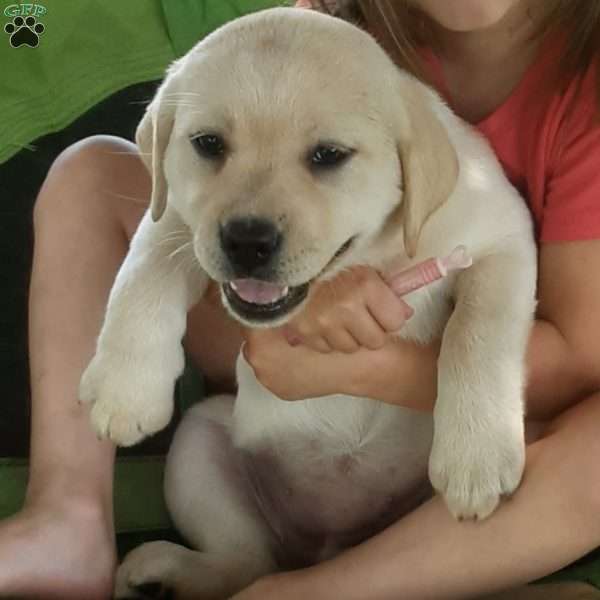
[{"x1": 78, "y1": 8, "x2": 537, "y2": 598}]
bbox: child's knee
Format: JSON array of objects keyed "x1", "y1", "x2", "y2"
[{"x1": 33, "y1": 135, "x2": 148, "y2": 228}]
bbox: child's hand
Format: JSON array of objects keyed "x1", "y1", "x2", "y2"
[{"x1": 283, "y1": 266, "x2": 413, "y2": 353}]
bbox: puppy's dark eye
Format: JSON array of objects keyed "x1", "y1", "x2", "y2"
[
  {"x1": 191, "y1": 133, "x2": 226, "y2": 159},
  {"x1": 310, "y1": 145, "x2": 352, "y2": 169}
]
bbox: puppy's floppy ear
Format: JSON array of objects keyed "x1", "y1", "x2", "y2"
[
  {"x1": 394, "y1": 77, "x2": 459, "y2": 258},
  {"x1": 136, "y1": 61, "x2": 182, "y2": 222}
]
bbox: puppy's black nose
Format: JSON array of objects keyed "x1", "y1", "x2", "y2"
[{"x1": 220, "y1": 217, "x2": 282, "y2": 275}]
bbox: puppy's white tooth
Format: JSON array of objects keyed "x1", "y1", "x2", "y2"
[
  {"x1": 282, "y1": 286, "x2": 289, "y2": 296},
  {"x1": 230, "y1": 281, "x2": 239, "y2": 291}
]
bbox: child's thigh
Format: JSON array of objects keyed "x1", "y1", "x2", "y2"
[{"x1": 34, "y1": 134, "x2": 150, "y2": 241}]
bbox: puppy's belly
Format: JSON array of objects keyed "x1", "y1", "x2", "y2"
[
  {"x1": 239, "y1": 432, "x2": 432, "y2": 568},
  {"x1": 232, "y1": 351, "x2": 434, "y2": 566}
]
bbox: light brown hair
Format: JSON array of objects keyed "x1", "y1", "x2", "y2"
[{"x1": 315, "y1": 0, "x2": 600, "y2": 111}]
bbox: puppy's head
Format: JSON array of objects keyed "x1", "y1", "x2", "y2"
[{"x1": 137, "y1": 7, "x2": 458, "y2": 326}]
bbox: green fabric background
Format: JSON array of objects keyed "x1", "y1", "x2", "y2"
[{"x1": 0, "y1": 0, "x2": 283, "y2": 164}]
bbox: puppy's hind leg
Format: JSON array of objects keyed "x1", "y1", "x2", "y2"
[{"x1": 115, "y1": 396, "x2": 277, "y2": 600}]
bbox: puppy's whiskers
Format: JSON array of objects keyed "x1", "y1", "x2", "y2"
[
  {"x1": 161, "y1": 101, "x2": 198, "y2": 108},
  {"x1": 167, "y1": 239, "x2": 193, "y2": 261},
  {"x1": 158, "y1": 229, "x2": 191, "y2": 249},
  {"x1": 163, "y1": 92, "x2": 206, "y2": 99},
  {"x1": 160, "y1": 102, "x2": 209, "y2": 117},
  {"x1": 170, "y1": 241, "x2": 202, "y2": 277}
]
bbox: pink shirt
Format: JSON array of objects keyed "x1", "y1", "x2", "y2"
[{"x1": 423, "y1": 37, "x2": 600, "y2": 243}]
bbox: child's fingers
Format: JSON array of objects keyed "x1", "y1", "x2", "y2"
[
  {"x1": 301, "y1": 324, "x2": 358, "y2": 353},
  {"x1": 282, "y1": 266, "x2": 414, "y2": 353},
  {"x1": 283, "y1": 322, "x2": 332, "y2": 353},
  {"x1": 345, "y1": 311, "x2": 388, "y2": 350},
  {"x1": 299, "y1": 333, "x2": 334, "y2": 354},
  {"x1": 305, "y1": 302, "x2": 385, "y2": 352},
  {"x1": 323, "y1": 328, "x2": 361, "y2": 354},
  {"x1": 285, "y1": 319, "x2": 363, "y2": 353},
  {"x1": 367, "y1": 284, "x2": 414, "y2": 333}
]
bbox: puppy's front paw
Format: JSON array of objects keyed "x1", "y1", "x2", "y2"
[
  {"x1": 79, "y1": 347, "x2": 184, "y2": 446},
  {"x1": 428, "y1": 416, "x2": 525, "y2": 520}
]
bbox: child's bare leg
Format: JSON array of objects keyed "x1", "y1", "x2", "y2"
[
  {"x1": 266, "y1": 392, "x2": 600, "y2": 600},
  {"x1": 0, "y1": 135, "x2": 245, "y2": 600},
  {"x1": 0, "y1": 136, "x2": 149, "y2": 599}
]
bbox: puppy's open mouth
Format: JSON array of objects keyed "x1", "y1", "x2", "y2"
[
  {"x1": 222, "y1": 236, "x2": 355, "y2": 323},
  {"x1": 223, "y1": 279, "x2": 309, "y2": 322}
]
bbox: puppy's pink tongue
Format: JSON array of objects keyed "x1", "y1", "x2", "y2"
[{"x1": 230, "y1": 279, "x2": 288, "y2": 304}]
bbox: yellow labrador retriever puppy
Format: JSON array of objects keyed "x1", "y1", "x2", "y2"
[{"x1": 79, "y1": 7, "x2": 536, "y2": 598}]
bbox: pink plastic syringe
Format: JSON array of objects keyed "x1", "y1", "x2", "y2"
[{"x1": 385, "y1": 245, "x2": 473, "y2": 296}]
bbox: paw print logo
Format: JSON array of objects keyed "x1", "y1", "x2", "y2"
[{"x1": 4, "y1": 15, "x2": 45, "y2": 48}]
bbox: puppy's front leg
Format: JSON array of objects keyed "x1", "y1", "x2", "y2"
[
  {"x1": 429, "y1": 247, "x2": 536, "y2": 520},
  {"x1": 80, "y1": 208, "x2": 207, "y2": 446}
]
